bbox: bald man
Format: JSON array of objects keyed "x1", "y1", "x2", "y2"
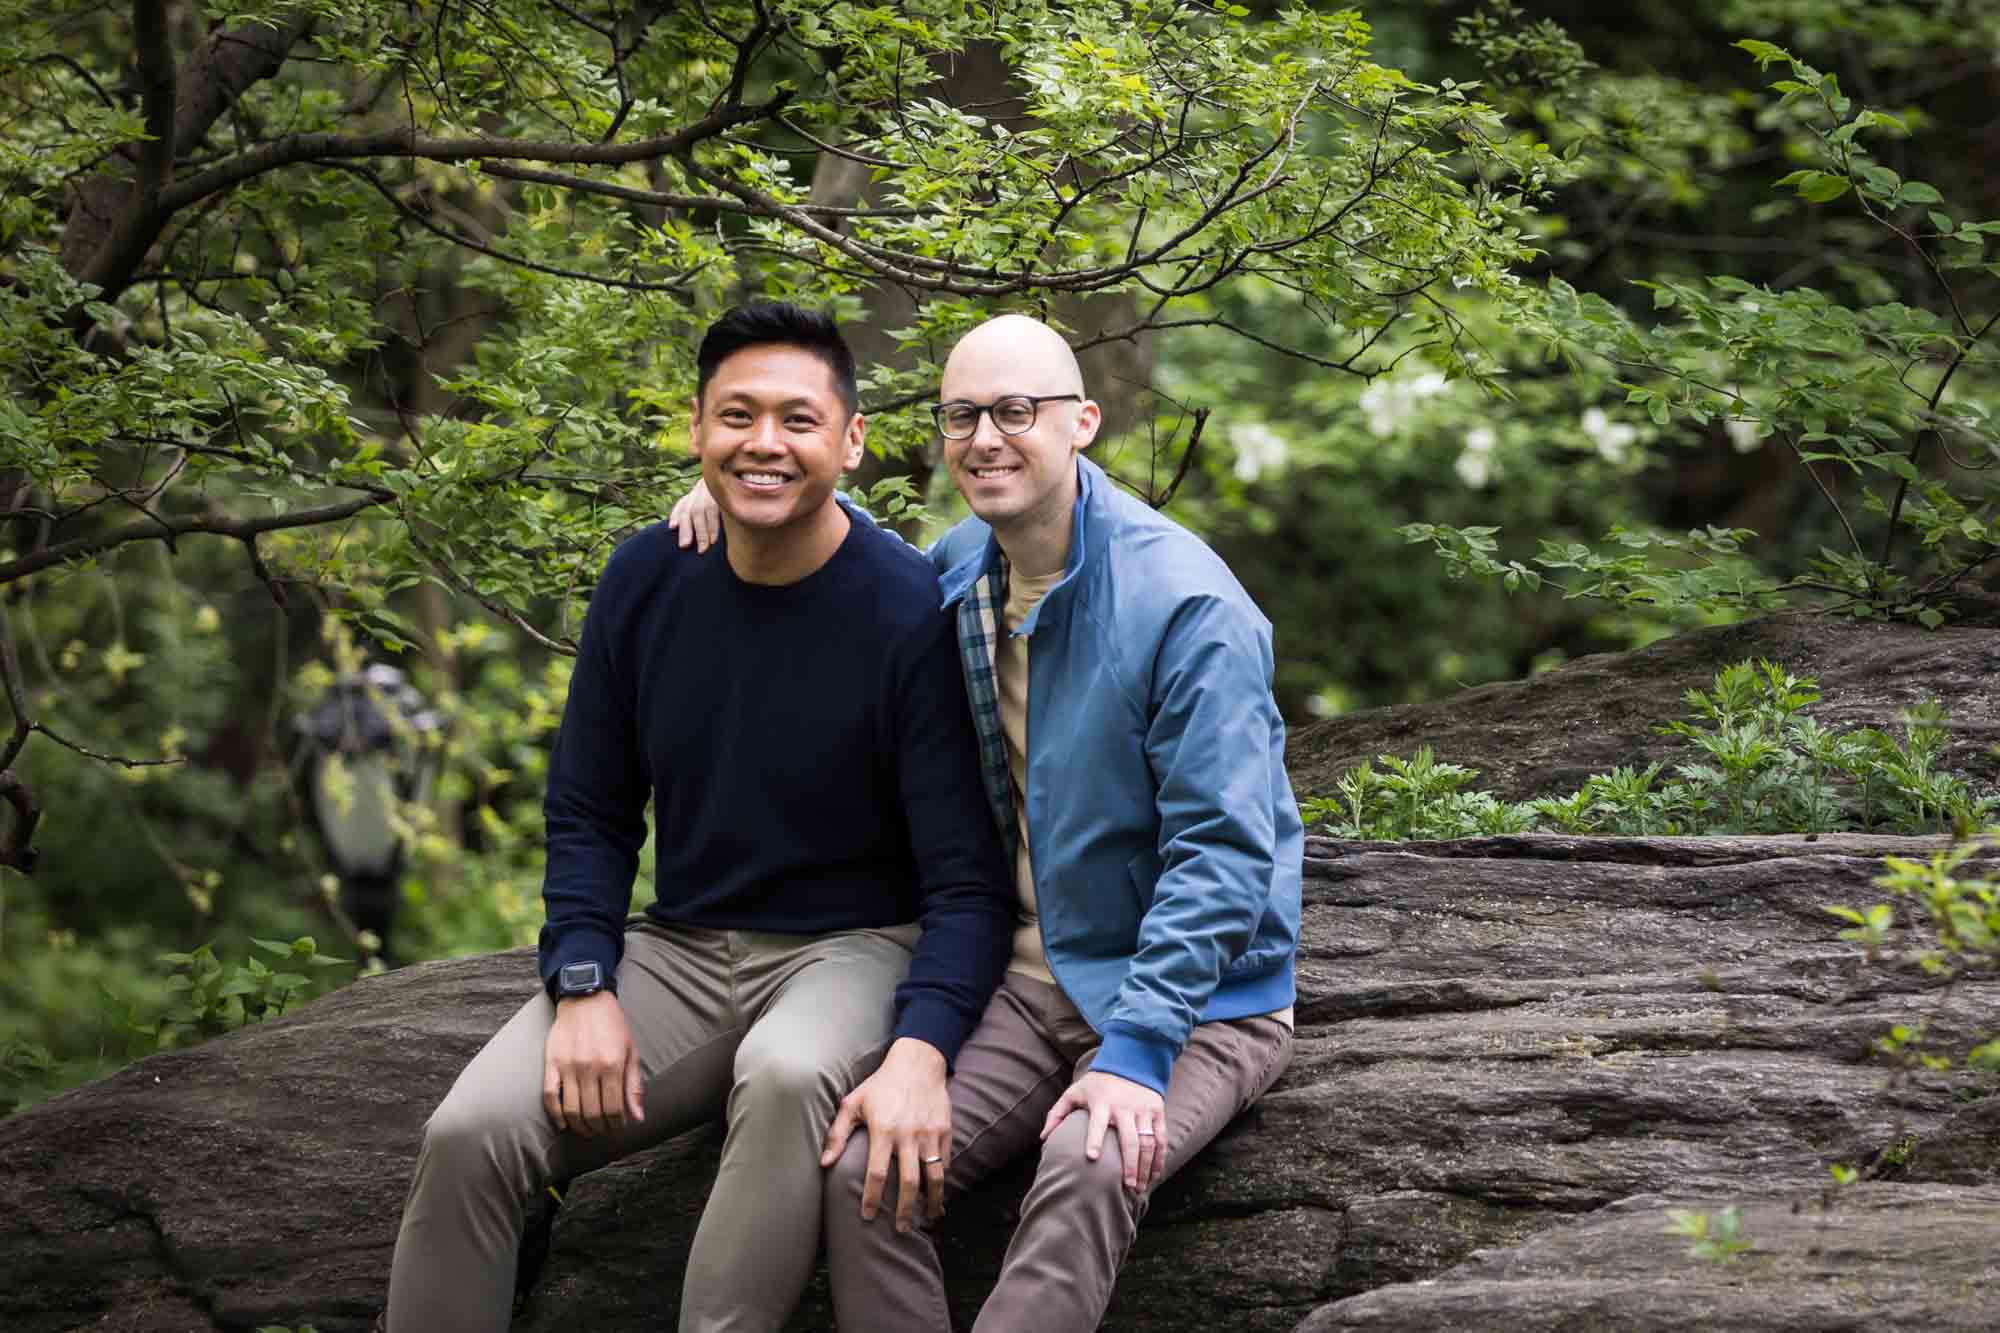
[{"x1": 671, "y1": 314, "x2": 1299, "y2": 1330}]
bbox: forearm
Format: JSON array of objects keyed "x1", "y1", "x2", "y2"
[
  {"x1": 893, "y1": 878, "x2": 1012, "y2": 1064},
  {"x1": 536, "y1": 581, "x2": 648, "y2": 993}
]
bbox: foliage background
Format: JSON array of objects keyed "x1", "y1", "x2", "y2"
[{"x1": 3, "y1": 0, "x2": 1997, "y2": 1107}]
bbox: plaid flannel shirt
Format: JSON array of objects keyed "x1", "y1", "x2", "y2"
[{"x1": 954, "y1": 554, "x2": 1019, "y2": 865}]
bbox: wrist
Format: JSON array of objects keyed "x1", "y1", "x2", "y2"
[
  {"x1": 556, "y1": 989, "x2": 619, "y2": 1011},
  {"x1": 885, "y1": 1036, "x2": 947, "y2": 1075}
]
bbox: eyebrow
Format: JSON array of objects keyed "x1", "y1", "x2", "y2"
[{"x1": 713, "y1": 393, "x2": 825, "y2": 411}]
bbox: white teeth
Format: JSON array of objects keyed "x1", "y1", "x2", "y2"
[
  {"x1": 738, "y1": 471, "x2": 789, "y2": 485},
  {"x1": 970, "y1": 466, "x2": 1020, "y2": 478}
]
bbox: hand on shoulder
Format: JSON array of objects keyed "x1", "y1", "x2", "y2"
[{"x1": 667, "y1": 479, "x2": 721, "y2": 552}]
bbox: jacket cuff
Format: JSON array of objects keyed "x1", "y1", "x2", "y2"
[
  {"x1": 893, "y1": 996, "x2": 970, "y2": 1070},
  {"x1": 1091, "y1": 1024, "x2": 1176, "y2": 1097},
  {"x1": 539, "y1": 928, "x2": 623, "y2": 1003}
]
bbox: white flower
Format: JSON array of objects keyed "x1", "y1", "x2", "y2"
[
  {"x1": 1229, "y1": 421, "x2": 1291, "y2": 482},
  {"x1": 1464, "y1": 425, "x2": 1497, "y2": 454},
  {"x1": 1581, "y1": 407, "x2": 1638, "y2": 463},
  {"x1": 1357, "y1": 366, "x2": 1449, "y2": 438},
  {"x1": 1454, "y1": 449, "x2": 1492, "y2": 488},
  {"x1": 1358, "y1": 381, "x2": 1400, "y2": 437},
  {"x1": 1725, "y1": 417, "x2": 1762, "y2": 452}
]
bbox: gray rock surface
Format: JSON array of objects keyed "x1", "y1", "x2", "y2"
[
  {"x1": 4, "y1": 834, "x2": 1994, "y2": 1331},
  {"x1": 1284, "y1": 600, "x2": 2000, "y2": 802},
  {"x1": 4, "y1": 608, "x2": 1998, "y2": 1331},
  {"x1": 1300, "y1": 1184, "x2": 2000, "y2": 1330}
]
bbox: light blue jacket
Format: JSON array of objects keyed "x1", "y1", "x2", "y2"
[{"x1": 932, "y1": 456, "x2": 1302, "y2": 1094}]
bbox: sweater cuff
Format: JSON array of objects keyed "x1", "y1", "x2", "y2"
[
  {"x1": 893, "y1": 995, "x2": 970, "y2": 1070},
  {"x1": 1090, "y1": 1025, "x2": 1176, "y2": 1097},
  {"x1": 539, "y1": 927, "x2": 623, "y2": 1003}
]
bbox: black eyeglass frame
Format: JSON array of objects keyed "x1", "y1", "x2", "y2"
[{"x1": 930, "y1": 393, "x2": 1083, "y2": 440}]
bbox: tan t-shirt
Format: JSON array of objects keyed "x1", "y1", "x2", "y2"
[{"x1": 996, "y1": 568, "x2": 1064, "y2": 981}]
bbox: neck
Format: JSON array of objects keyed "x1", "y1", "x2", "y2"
[
  {"x1": 723, "y1": 500, "x2": 851, "y2": 585},
  {"x1": 991, "y1": 473, "x2": 1077, "y2": 578}
]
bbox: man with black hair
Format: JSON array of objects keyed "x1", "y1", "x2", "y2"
[{"x1": 384, "y1": 302, "x2": 1014, "y2": 1332}]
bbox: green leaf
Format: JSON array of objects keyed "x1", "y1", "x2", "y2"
[
  {"x1": 1734, "y1": 39, "x2": 1789, "y2": 65},
  {"x1": 1898, "y1": 181, "x2": 1942, "y2": 205},
  {"x1": 1789, "y1": 171, "x2": 1852, "y2": 204}
]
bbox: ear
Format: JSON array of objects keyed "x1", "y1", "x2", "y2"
[
  {"x1": 840, "y1": 411, "x2": 866, "y2": 471},
  {"x1": 1072, "y1": 399, "x2": 1103, "y2": 455},
  {"x1": 687, "y1": 395, "x2": 702, "y2": 458}
]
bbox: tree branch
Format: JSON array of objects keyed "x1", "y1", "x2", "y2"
[
  {"x1": 404, "y1": 527, "x2": 577, "y2": 656},
  {"x1": 0, "y1": 493, "x2": 392, "y2": 585},
  {"x1": 0, "y1": 773, "x2": 41, "y2": 875},
  {"x1": 329, "y1": 160, "x2": 710, "y2": 293},
  {"x1": 154, "y1": 93, "x2": 792, "y2": 223},
  {"x1": 478, "y1": 161, "x2": 928, "y2": 218},
  {"x1": 0, "y1": 597, "x2": 32, "y2": 777},
  {"x1": 132, "y1": 0, "x2": 177, "y2": 198}
]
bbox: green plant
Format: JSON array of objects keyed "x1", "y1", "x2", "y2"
[
  {"x1": 1301, "y1": 660, "x2": 1996, "y2": 839},
  {"x1": 1664, "y1": 1205, "x2": 1754, "y2": 1263},
  {"x1": 156, "y1": 938, "x2": 347, "y2": 1045},
  {"x1": 1830, "y1": 839, "x2": 2000, "y2": 1075},
  {"x1": 1303, "y1": 747, "x2": 1539, "y2": 841}
]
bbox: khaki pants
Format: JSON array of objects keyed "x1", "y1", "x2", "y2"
[
  {"x1": 824, "y1": 972, "x2": 1293, "y2": 1332},
  {"x1": 386, "y1": 919, "x2": 919, "y2": 1332}
]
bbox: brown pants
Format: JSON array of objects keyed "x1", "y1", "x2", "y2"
[
  {"x1": 824, "y1": 973, "x2": 1293, "y2": 1332},
  {"x1": 386, "y1": 920, "x2": 918, "y2": 1333}
]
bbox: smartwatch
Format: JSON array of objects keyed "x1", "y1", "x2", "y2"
[{"x1": 556, "y1": 960, "x2": 611, "y2": 1000}]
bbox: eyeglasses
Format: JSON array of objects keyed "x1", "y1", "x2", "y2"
[{"x1": 930, "y1": 394, "x2": 1082, "y2": 441}]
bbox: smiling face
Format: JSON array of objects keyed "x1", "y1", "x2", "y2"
[
  {"x1": 938, "y1": 316, "x2": 1100, "y2": 557},
  {"x1": 690, "y1": 343, "x2": 864, "y2": 534}
]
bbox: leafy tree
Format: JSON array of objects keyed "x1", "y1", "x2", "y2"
[
  {"x1": 2, "y1": 0, "x2": 1542, "y2": 873},
  {"x1": 1403, "y1": 5, "x2": 2000, "y2": 629}
]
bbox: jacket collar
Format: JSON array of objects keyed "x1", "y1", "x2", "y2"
[{"x1": 938, "y1": 456, "x2": 1104, "y2": 613}]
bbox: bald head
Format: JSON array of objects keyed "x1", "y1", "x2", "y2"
[{"x1": 942, "y1": 314, "x2": 1086, "y2": 400}]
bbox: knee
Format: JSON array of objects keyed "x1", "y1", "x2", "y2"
[
  {"x1": 1035, "y1": 1112, "x2": 1133, "y2": 1205},
  {"x1": 418, "y1": 1090, "x2": 535, "y2": 1181},
  {"x1": 824, "y1": 1130, "x2": 876, "y2": 1218},
  {"x1": 731, "y1": 1037, "x2": 847, "y2": 1120}
]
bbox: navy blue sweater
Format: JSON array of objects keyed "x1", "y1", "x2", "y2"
[{"x1": 536, "y1": 507, "x2": 1013, "y2": 1063}]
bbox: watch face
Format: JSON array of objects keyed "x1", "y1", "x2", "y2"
[{"x1": 560, "y1": 961, "x2": 601, "y2": 992}]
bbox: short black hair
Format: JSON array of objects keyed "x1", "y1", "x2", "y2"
[{"x1": 695, "y1": 301, "x2": 859, "y2": 417}]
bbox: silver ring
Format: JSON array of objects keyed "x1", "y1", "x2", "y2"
[
  {"x1": 922, "y1": 1155, "x2": 944, "y2": 1164},
  {"x1": 1135, "y1": 1128, "x2": 1157, "y2": 1137}
]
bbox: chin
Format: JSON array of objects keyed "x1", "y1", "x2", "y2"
[{"x1": 964, "y1": 495, "x2": 1026, "y2": 526}]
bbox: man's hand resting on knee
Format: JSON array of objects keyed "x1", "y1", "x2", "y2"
[
  {"x1": 820, "y1": 1036, "x2": 951, "y2": 1233},
  {"x1": 543, "y1": 991, "x2": 645, "y2": 1137},
  {"x1": 1041, "y1": 1069, "x2": 1168, "y2": 1192}
]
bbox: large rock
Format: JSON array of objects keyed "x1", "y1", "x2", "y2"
[
  {"x1": 4, "y1": 609, "x2": 1998, "y2": 1331},
  {"x1": 1300, "y1": 1184, "x2": 2000, "y2": 1330},
  {"x1": 1284, "y1": 599, "x2": 2000, "y2": 801},
  {"x1": 4, "y1": 833, "x2": 1995, "y2": 1331}
]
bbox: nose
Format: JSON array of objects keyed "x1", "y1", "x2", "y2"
[{"x1": 968, "y1": 406, "x2": 1006, "y2": 449}]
